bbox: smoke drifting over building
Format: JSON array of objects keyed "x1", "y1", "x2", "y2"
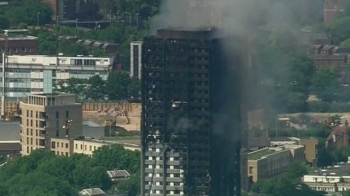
[{"x1": 141, "y1": 0, "x2": 324, "y2": 196}]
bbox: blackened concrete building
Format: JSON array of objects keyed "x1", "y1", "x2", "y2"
[{"x1": 141, "y1": 28, "x2": 245, "y2": 196}]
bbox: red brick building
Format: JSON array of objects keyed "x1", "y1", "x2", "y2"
[
  {"x1": 324, "y1": 0, "x2": 345, "y2": 23},
  {"x1": 0, "y1": 29, "x2": 38, "y2": 55}
]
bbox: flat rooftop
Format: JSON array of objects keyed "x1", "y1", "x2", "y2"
[
  {"x1": 308, "y1": 163, "x2": 350, "y2": 176},
  {"x1": 248, "y1": 148, "x2": 281, "y2": 160}
]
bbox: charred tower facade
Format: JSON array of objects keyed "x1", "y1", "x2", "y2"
[{"x1": 141, "y1": 28, "x2": 243, "y2": 196}]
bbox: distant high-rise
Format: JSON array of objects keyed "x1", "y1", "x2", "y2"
[
  {"x1": 130, "y1": 41, "x2": 142, "y2": 79},
  {"x1": 141, "y1": 28, "x2": 245, "y2": 196}
]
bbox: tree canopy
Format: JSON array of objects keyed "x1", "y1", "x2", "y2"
[
  {"x1": 0, "y1": 145, "x2": 140, "y2": 196},
  {"x1": 57, "y1": 72, "x2": 140, "y2": 101}
]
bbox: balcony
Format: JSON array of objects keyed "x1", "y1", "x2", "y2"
[
  {"x1": 39, "y1": 130, "x2": 46, "y2": 138},
  {"x1": 39, "y1": 139, "x2": 46, "y2": 147},
  {"x1": 39, "y1": 122, "x2": 46, "y2": 129},
  {"x1": 39, "y1": 112, "x2": 48, "y2": 120}
]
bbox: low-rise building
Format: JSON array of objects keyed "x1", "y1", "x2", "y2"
[
  {"x1": 248, "y1": 145, "x2": 304, "y2": 183},
  {"x1": 49, "y1": 136, "x2": 140, "y2": 157},
  {"x1": 0, "y1": 141, "x2": 20, "y2": 159},
  {"x1": 79, "y1": 188, "x2": 106, "y2": 196},
  {"x1": 303, "y1": 160, "x2": 350, "y2": 193},
  {"x1": 107, "y1": 169, "x2": 131, "y2": 182},
  {"x1": 271, "y1": 137, "x2": 319, "y2": 166},
  {"x1": 4, "y1": 55, "x2": 113, "y2": 99},
  {"x1": 0, "y1": 29, "x2": 38, "y2": 55},
  {"x1": 326, "y1": 124, "x2": 349, "y2": 152}
]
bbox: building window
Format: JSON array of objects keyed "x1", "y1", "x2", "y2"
[
  {"x1": 75, "y1": 144, "x2": 78, "y2": 149},
  {"x1": 66, "y1": 111, "x2": 69, "y2": 118},
  {"x1": 89, "y1": 146, "x2": 92, "y2": 151},
  {"x1": 65, "y1": 143, "x2": 68, "y2": 148},
  {"x1": 81, "y1": 144, "x2": 83, "y2": 149},
  {"x1": 65, "y1": 152, "x2": 68, "y2": 156},
  {"x1": 26, "y1": 110, "x2": 29, "y2": 117},
  {"x1": 51, "y1": 142, "x2": 55, "y2": 149},
  {"x1": 249, "y1": 167, "x2": 253, "y2": 174},
  {"x1": 30, "y1": 129, "x2": 33, "y2": 136}
]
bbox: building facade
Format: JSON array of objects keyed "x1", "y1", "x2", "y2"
[
  {"x1": 45, "y1": 0, "x2": 81, "y2": 20},
  {"x1": 20, "y1": 93, "x2": 82, "y2": 155},
  {"x1": 130, "y1": 41, "x2": 142, "y2": 79},
  {"x1": 324, "y1": 0, "x2": 345, "y2": 23},
  {"x1": 2, "y1": 55, "x2": 112, "y2": 99},
  {"x1": 248, "y1": 145, "x2": 305, "y2": 183},
  {"x1": 303, "y1": 160, "x2": 350, "y2": 193},
  {"x1": 0, "y1": 29, "x2": 38, "y2": 55},
  {"x1": 141, "y1": 28, "x2": 244, "y2": 196},
  {"x1": 271, "y1": 137, "x2": 319, "y2": 166}
]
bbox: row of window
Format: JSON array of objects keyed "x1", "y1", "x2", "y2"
[{"x1": 0, "y1": 47, "x2": 32, "y2": 53}]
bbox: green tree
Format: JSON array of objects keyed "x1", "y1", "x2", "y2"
[
  {"x1": 105, "y1": 72, "x2": 131, "y2": 100},
  {"x1": 31, "y1": 29, "x2": 58, "y2": 55},
  {"x1": 4, "y1": 0, "x2": 53, "y2": 27},
  {"x1": 6, "y1": 172, "x2": 77, "y2": 196},
  {"x1": 86, "y1": 75, "x2": 106, "y2": 100},
  {"x1": 58, "y1": 40, "x2": 89, "y2": 56},
  {"x1": 127, "y1": 78, "x2": 141, "y2": 98},
  {"x1": 93, "y1": 144, "x2": 141, "y2": 174},
  {"x1": 311, "y1": 68, "x2": 341, "y2": 102},
  {"x1": 115, "y1": 174, "x2": 141, "y2": 196},
  {"x1": 58, "y1": 78, "x2": 88, "y2": 100},
  {"x1": 340, "y1": 38, "x2": 350, "y2": 47}
]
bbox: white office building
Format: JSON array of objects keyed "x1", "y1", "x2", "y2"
[
  {"x1": 130, "y1": 41, "x2": 142, "y2": 79},
  {"x1": 303, "y1": 159, "x2": 350, "y2": 193},
  {"x1": 2, "y1": 55, "x2": 113, "y2": 99}
]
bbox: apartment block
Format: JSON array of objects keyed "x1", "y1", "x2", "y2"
[
  {"x1": 130, "y1": 41, "x2": 142, "y2": 79},
  {"x1": 303, "y1": 159, "x2": 350, "y2": 193},
  {"x1": 45, "y1": 0, "x2": 80, "y2": 20},
  {"x1": 248, "y1": 145, "x2": 304, "y2": 183},
  {"x1": 20, "y1": 93, "x2": 82, "y2": 156},
  {"x1": 0, "y1": 29, "x2": 37, "y2": 55},
  {"x1": 141, "y1": 28, "x2": 245, "y2": 196},
  {"x1": 2, "y1": 55, "x2": 113, "y2": 99}
]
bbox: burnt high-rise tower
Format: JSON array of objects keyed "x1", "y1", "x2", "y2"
[{"x1": 141, "y1": 28, "x2": 244, "y2": 196}]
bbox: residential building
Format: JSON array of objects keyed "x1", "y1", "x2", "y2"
[
  {"x1": 79, "y1": 188, "x2": 106, "y2": 196},
  {"x1": 271, "y1": 137, "x2": 319, "y2": 166},
  {"x1": 2, "y1": 55, "x2": 113, "y2": 100},
  {"x1": 0, "y1": 141, "x2": 20, "y2": 159},
  {"x1": 326, "y1": 123, "x2": 349, "y2": 152},
  {"x1": 59, "y1": 36, "x2": 121, "y2": 70},
  {"x1": 248, "y1": 145, "x2": 305, "y2": 183},
  {"x1": 107, "y1": 169, "x2": 131, "y2": 182},
  {"x1": 303, "y1": 160, "x2": 350, "y2": 193},
  {"x1": 45, "y1": 0, "x2": 80, "y2": 21},
  {"x1": 49, "y1": 137, "x2": 140, "y2": 157},
  {"x1": 0, "y1": 29, "x2": 38, "y2": 55},
  {"x1": 324, "y1": 0, "x2": 345, "y2": 23},
  {"x1": 130, "y1": 41, "x2": 142, "y2": 79},
  {"x1": 20, "y1": 93, "x2": 82, "y2": 156},
  {"x1": 141, "y1": 28, "x2": 245, "y2": 196}
]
